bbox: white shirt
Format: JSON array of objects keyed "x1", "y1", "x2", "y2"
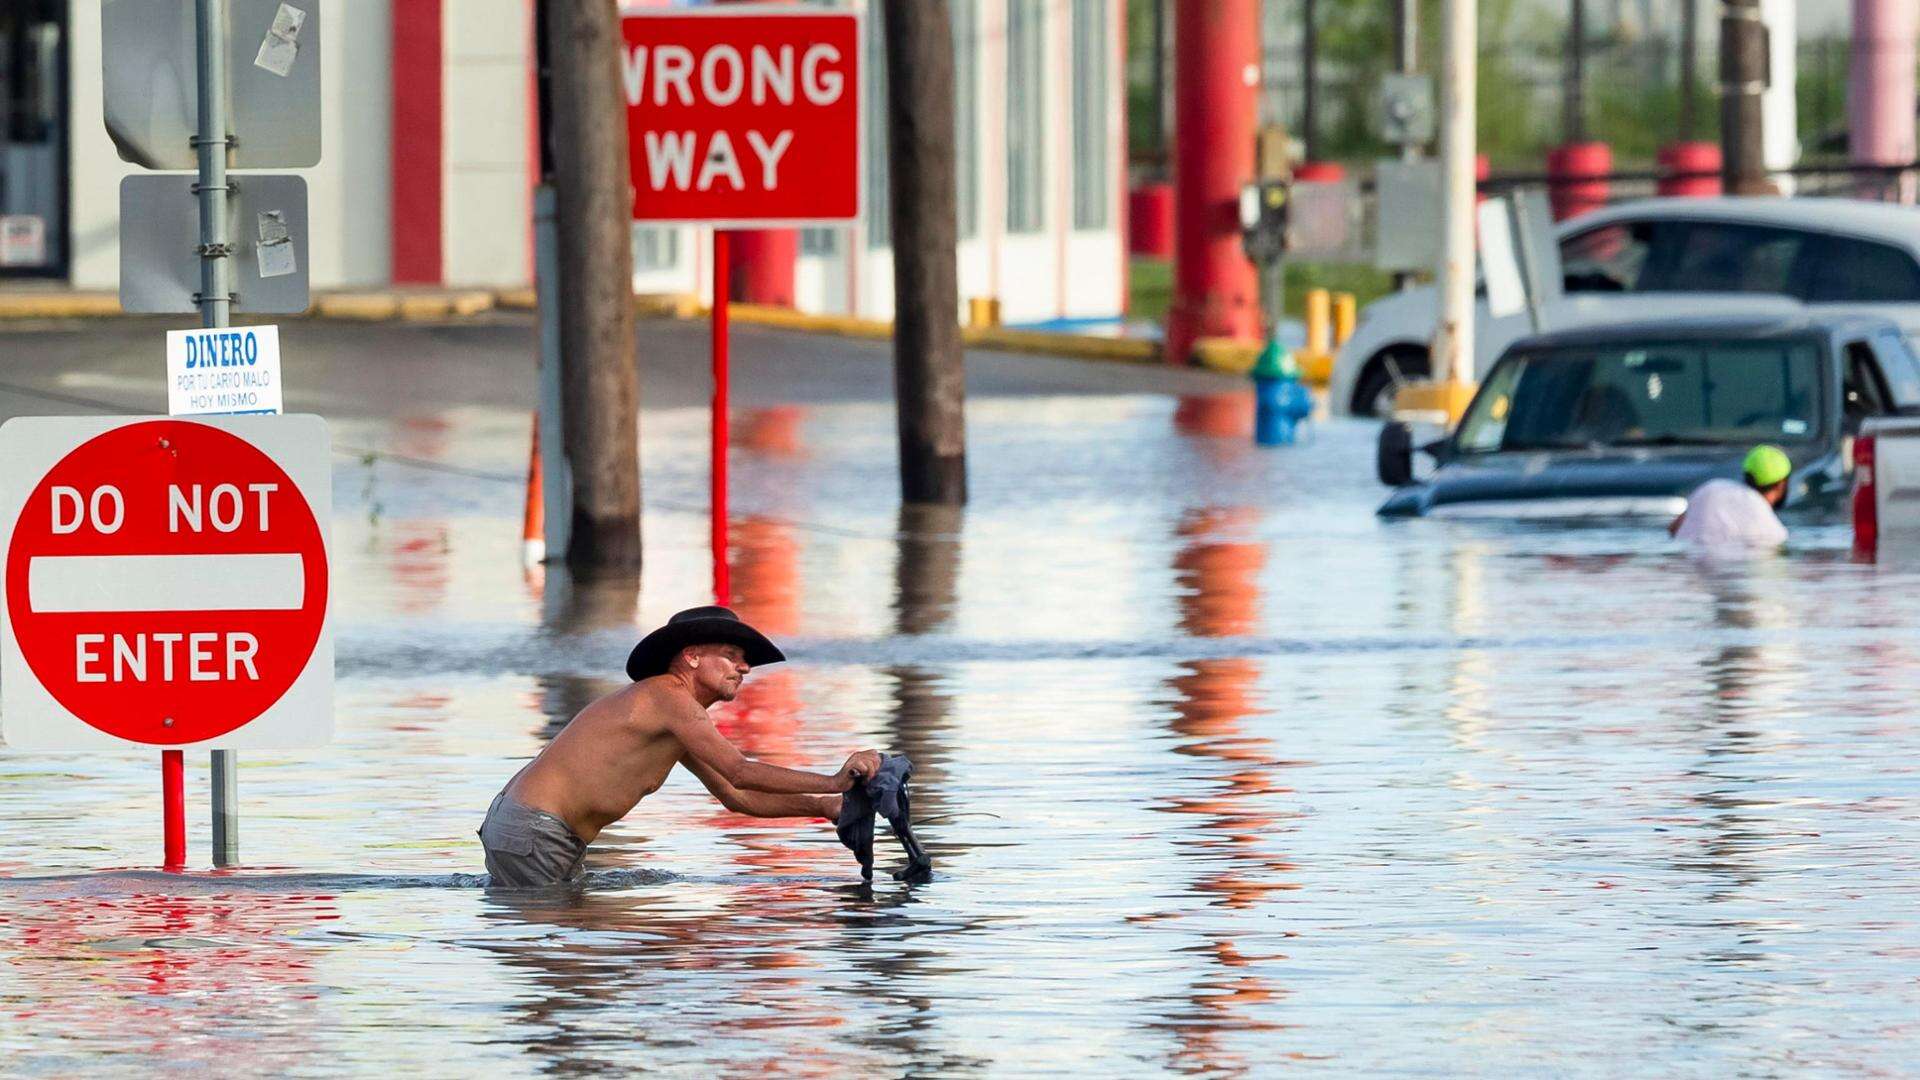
[{"x1": 1673, "y1": 478, "x2": 1787, "y2": 548}]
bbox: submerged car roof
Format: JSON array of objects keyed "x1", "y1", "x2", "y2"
[
  {"x1": 1506, "y1": 312, "x2": 1901, "y2": 353},
  {"x1": 1571, "y1": 196, "x2": 1920, "y2": 244}
]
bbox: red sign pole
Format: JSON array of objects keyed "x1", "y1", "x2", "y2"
[
  {"x1": 712, "y1": 231, "x2": 732, "y2": 608},
  {"x1": 162, "y1": 749, "x2": 185, "y2": 869}
]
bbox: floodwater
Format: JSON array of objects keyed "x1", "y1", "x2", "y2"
[{"x1": 2, "y1": 384, "x2": 1918, "y2": 1076}]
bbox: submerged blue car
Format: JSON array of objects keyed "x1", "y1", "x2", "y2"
[{"x1": 1376, "y1": 314, "x2": 1920, "y2": 518}]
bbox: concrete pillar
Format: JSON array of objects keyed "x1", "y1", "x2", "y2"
[
  {"x1": 1850, "y1": 0, "x2": 1917, "y2": 201},
  {"x1": 1165, "y1": 0, "x2": 1259, "y2": 367}
]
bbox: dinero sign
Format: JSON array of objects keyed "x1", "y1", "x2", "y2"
[{"x1": 620, "y1": 9, "x2": 860, "y2": 226}]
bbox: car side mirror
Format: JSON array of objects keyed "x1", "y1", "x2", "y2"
[
  {"x1": 1421, "y1": 437, "x2": 1454, "y2": 465},
  {"x1": 1378, "y1": 421, "x2": 1415, "y2": 486}
]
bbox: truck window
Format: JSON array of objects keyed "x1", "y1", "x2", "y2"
[
  {"x1": 1559, "y1": 222, "x2": 1653, "y2": 293},
  {"x1": 1807, "y1": 237, "x2": 1920, "y2": 303},
  {"x1": 1652, "y1": 223, "x2": 1810, "y2": 295},
  {"x1": 1844, "y1": 341, "x2": 1895, "y2": 432},
  {"x1": 1870, "y1": 328, "x2": 1920, "y2": 407}
]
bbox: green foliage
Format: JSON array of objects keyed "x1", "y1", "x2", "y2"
[{"x1": 1128, "y1": 258, "x2": 1394, "y2": 326}]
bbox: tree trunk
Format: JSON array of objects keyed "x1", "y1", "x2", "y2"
[
  {"x1": 881, "y1": 0, "x2": 967, "y2": 505},
  {"x1": 543, "y1": 0, "x2": 642, "y2": 568}
]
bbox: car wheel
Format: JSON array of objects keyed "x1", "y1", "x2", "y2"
[{"x1": 1352, "y1": 347, "x2": 1430, "y2": 418}]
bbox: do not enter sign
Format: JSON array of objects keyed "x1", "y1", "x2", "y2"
[{"x1": 0, "y1": 416, "x2": 333, "y2": 750}]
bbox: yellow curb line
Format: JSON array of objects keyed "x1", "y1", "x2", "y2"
[
  {"x1": 0, "y1": 288, "x2": 1252, "y2": 376},
  {"x1": 637, "y1": 294, "x2": 1162, "y2": 364},
  {"x1": 0, "y1": 293, "x2": 124, "y2": 319}
]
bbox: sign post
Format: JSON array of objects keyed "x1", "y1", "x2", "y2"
[
  {"x1": 104, "y1": 0, "x2": 322, "y2": 865},
  {"x1": 620, "y1": 8, "x2": 861, "y2": 606}
]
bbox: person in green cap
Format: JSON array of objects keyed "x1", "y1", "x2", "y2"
[{"x1": 1668, "y1": 445, "x2": 1791, "y2": 547}]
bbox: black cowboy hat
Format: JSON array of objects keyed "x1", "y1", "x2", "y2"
[{"x1": 625, "y1": 605, "x2": 786, "y2": 681}]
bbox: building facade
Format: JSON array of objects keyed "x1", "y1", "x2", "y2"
[{"x1": 1, "y1": 0, "x2": 1126, "y2": 329}]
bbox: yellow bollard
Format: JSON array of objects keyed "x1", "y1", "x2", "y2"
[
  {"x1": 968, "y1": 296, "x2": 1002, "y2": 330},
  {"x1": 1333, "y1": 292, "x2": 1357, "y2": 348},
  {"x1": 1304, "y1": 288, "x2": 1331, "y2": 358}
]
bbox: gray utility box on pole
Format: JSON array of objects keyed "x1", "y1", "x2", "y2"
[
  {"x1": 102, "y1": 0, "x2": 322, "y2": 170},
  {"x1": 119, "y1": 174, "x2": 310, "y2": 314}
]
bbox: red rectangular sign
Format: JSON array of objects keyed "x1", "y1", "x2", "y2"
[{"x1": 621, "y1": 9, "x2": 861, "y2": 226}]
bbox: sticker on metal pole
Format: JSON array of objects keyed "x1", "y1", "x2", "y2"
[
  {"x1": 0, "y1": 415, "x2": 333, "y2": 750},
  {"x1": 167, "y1": 326, "x2": 284, "y2": 417}
]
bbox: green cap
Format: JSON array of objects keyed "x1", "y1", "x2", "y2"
[{"x1": 1743, "y1": 444, "x2": 1791, "y2": 487}]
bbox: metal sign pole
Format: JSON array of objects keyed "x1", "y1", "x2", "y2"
[
  {"x1": 197, "y1": 0, "x2": 240, "y2": 867},
  {"x1": 711, "y1": 231, "x2": 731, "y2": 608}
]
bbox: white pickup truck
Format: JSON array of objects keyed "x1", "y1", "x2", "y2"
[{"x1": 1333, "y1": 197, "x2": 1920, "y2": 417}]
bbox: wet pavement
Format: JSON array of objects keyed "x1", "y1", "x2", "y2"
[{"x1": 1, "y1": 317, "x2": 1917, "y2": 1075}]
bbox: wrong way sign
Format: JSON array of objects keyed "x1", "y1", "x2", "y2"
[
  {"x1": 622, "y1": 8, "x2": 860, "y2": 225},
  {"x1": 0, "y1": 416, "x2": 332, "y2": 750}
]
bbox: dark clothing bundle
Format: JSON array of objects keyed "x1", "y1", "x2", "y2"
[{"x1": 836, "y1": 753, "x2": 932, "y2": 882}]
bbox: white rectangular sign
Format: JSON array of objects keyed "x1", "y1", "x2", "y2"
[
  {"x1": 1477, "y1": 199, "x2": 1526, "y2": 320},
  {"x1": 167, "y1": 325, "x2": 284, "y2": 417},
  {"x1": 0, "y1": 414, "x2": 333, "y2": 751}
]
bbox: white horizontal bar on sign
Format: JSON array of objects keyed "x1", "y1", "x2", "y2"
[{"x1": 28, "y1": 554, "x2": 305, "y2": 613}]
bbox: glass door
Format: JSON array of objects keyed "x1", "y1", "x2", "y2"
[{"x1": 0, "y1": 0, "x2": 66, "y2": 277}]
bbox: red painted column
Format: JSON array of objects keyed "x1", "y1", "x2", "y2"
[
  {"x1": 1165, "y1": 0, "x2": 1259, "y2": 367},
  {"x1": 725, "y1": 230, "x2": 799, "y2": 306},
  {"x1": 391, "y1": 0, "x2": 444, "y2": 284},
  {"x1": 1851, "y1": 0, "x2": 1919, "y2": 201}
]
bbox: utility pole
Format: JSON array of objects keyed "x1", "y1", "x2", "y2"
[
  {"x1": 1302, "y1": 0, "x2": 1318, "y2": 161},
  {"x1": 1564, "y1": 0, "x2": 1586, "y2": 142},
  {"x1": 1393, "y1": 0, "x2": 1419, "y2": 292},
  {"x1": 880, "y1": 0, "x2": 967, "y2": 505},
  {"x1": 541, "y1": 0, "x2": 641, "y2": 567},
  {"x1": 1679, "y1": 0, "x2": 1697, "y2": 139},
  {"x1": 1432, "y1": 0, "x2": 1477, "y2": 411},
  {"x1": 1719, "y1": 0, "x2": 1769, "y2": 194}
]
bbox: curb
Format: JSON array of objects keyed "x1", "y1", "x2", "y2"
[
  {"x1": 0, "y1": 287, "x2": 1227, "y2": 372},
  {"x1": 0, "y1": 293, "x2": 124, "y2": 319},
  {"x1": 640, "y1": 293, "x2": 1161, "y2": 364}
]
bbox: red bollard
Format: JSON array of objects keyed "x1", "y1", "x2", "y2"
[
  {"x1": 1546, "y1": 141, "x2": 1612, "y2": 221},
  {"x1": 1128, "y1": 183, "x2": 1174, "y2": 258},
  {"x1": 1657, "y1": 141, "x2": 1722, "y2": 197}
]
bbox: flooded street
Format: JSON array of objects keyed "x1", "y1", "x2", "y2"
[{"x1": 1, "y1": 322, "x2": 1917, "y2": 1075}]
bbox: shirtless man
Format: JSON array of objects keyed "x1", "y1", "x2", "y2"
[{"x1": 479, "y1": 605, "x2": 882, "y2": 886}]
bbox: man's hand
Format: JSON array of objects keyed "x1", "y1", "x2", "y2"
[{"x1": 835, "y1": 750, "x2": 885, "y2": 790}]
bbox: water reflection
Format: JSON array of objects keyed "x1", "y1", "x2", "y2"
[
  {"x1": 0, "y1": 885, "x2": 333, "y2": 1069},
  {"x1": 1151, "y1": 507, "x2": 1298, "y2": 1074}
]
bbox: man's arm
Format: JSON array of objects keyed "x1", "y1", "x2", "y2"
[
  {"x1": 681, "y1": 753, "x2": 839, "y2": 819},
  {"x1": 667, "y1": 704, "x2": 864, "y2": 795}
]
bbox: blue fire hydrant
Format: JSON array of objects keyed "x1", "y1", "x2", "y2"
[{"x1": 1252, "y1": 337, "x2": 1313, "y2": 446}]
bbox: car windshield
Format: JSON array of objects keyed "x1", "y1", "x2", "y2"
[{"x1": 1453, "y1": 338, "x2": 1824, "y2": 454}]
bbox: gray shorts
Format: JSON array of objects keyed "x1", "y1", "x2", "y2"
[{"x1": 478, "y1": 790, "x2": 588, "y2": 887}]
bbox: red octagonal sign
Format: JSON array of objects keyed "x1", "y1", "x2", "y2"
[{"x1": 1, "y1": 416, "x2": 333, "y2": 750}]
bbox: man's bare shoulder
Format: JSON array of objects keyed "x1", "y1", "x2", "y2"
[{"x1": 621, "y1": 676, "x2": 708, "y2": 733}]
